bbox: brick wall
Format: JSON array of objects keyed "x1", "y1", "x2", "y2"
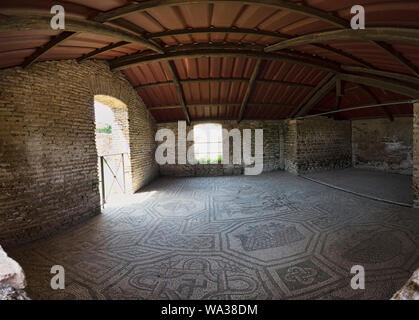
[
  {"x1": 413, "y1": 103, "x2": 419, "y2": 207},
  {"x1": 0, "y1": 60, "x2": 158, "y2": 246},
  {"x1": 352, "y1": 117, "x2": 413, "y2": 174},
  {"x1": 284, "y1": 117, "x2": 352, "y2": 174},
  {"x1": 156, "y1": 120, "x2": 282, "y2": 176}
]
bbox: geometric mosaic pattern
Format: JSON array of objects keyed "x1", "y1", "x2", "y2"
[{"x1": 6, "y1": 171, "x2": 419, "y2": 300}]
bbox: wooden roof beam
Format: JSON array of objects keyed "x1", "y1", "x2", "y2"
[
  {"x1": 165, "y1": 61, "x2": 191, "y2": 124},
  {"x1": 358, "y1": 85, "x2": 394, "y2": 121},
  {"x1": 22, "y1": 31, "x2": 77, "y2": 68},
  {"x1": 238, "y1": 59, "x2": 263, "y2": 122},
  {"x1": 265, "y1": 28, "x2": 419, "y2": 52},
  {"x1": 134, "y1": 78, "x2": 315, "y2": 89},
  {"x1": 369, "y1": 41, "x2": 419, "y2": 77},
  {"x1": 294, "y1": 75, "x2": 338, "y2": 117},
  {"x1": 93, "y1": 0, "x2": 347, "y2": 27},
  {"x1": 148, "y1": 103, "x2": 294, "y2": 111},
  {"x1": 110, "y1": 47, "x2": 340, "y2": 73},
  {"x1": 342, "y1": 65, "x2": 419, "y2": 86},
  {"x1": 339, "y1": 73, "x2": 419, "y2": 98},
  {"x1": 77, "y1": 41, "x2": 129, "y2": 62},
  {"x1": 0, "y1": 14, "x2": 164, "y2": 54}
]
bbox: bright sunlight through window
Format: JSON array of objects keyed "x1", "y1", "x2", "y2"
[{"x1": 194, "y1": 124, "x2": 222, "y2": 163}]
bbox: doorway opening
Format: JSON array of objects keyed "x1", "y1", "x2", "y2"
[{"x1": 94, "y1": 95, "x2": 132, "y2": 206}]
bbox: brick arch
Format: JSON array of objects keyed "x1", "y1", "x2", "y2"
[
  {"x1": 84, "y1": 64, "x2": 158, "y2": 193},
  {"x1": 0, "y1": 60, "x2": 158, "y2": 246}
]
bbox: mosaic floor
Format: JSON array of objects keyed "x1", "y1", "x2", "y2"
[{"x1": 7, "y1": 171, "x2": 419, "y2": 300}]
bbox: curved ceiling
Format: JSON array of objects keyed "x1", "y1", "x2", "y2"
[{"x1": 1, "y1": 0, "x2": 419, "y2": 122}]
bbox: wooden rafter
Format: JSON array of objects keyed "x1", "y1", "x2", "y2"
[
  {"x1": 146, "y1": 27, "x2": 289, "y2": 40},
  {"x1": 0, "y1": 14, "x2": 164, "y2": 54},
  {"x1": 94, "y1": 0, "x2": 417, "y2": 75},
  {"x1": 265, "y1": 28, "x2": 419, "y2": 52},
  {"x1": 165, "y1": 61, "x2": 191, "y2": 124},
  {"x1": 358, "y1": 85, "x2": 394, "y2": 121},
  {"x1": 145, "y1": 27, "x2": 373, "y2": 67},
  {"x1": 339, "y1": 73, "x2": 419, "y2": 98},
  {"x1": 290, "y1": 74, "x2": 334, "y2": 118},
  {"x1": 295, "y1": 75, "x2": 338, "y2": 117},
  {"x1": 135, "y1": 78, "x2": 315, "y2": 89},
  {"x1": 77, "y1": 41, "x2": 129, "y2": 62},
  {"x1": 148, "y1": 103, "x2": 294, "y2": 111},
  {"x1": 110, "y1": 47, "x2": 340, "y2": 73},
  {"x1": 93, "y1": 0, "x2": 347, "y2": 27},
  {"x1": 341, "y1": 65, "x2": 419, "y2": 86},
  {"x1": 22, "y1": 31, "x2": 77, "y2": 68},
  {"x1": 368, "y1": 41, "x2": 419, "y2": 77},
  {"x1": 238, "y1": 59, "x2": 263, "y2": 122}
]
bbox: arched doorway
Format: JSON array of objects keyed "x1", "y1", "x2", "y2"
[{"x1": 94, "y1": 95, "x2": 133, "y2": 206}]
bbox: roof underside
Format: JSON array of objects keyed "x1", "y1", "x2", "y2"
[{"x1": 1, "y1": 0, "x2": 419, "y2": 122}]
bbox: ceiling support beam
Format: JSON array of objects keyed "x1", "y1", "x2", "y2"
[
  {"x1": 110, "y1": 47, "x2": 340, "y2": 73},
  {"x1": 341, "y1": 65, "x2": 419, "y2": 86},
  {"x1": 145, "y1": 28, "x2": 373, "y2": 67},
  {"x1": 22, "y1": 31, "x2": 77, "y2": 68},
  {"x1": 290, "y1": 74, "x2": 334, "y2": 118},
  {"x1": 371, "y1": 41, "x2": 419, "y2": 77},
  {"x1": 265, "y1": 28, "x2": 419, "y2": 52},
  {"x1": 77, "y1": 41, "x2": 129, "y2": 62},
  {"x1": 134, "y1": 78, "x2": 315, "y2": 89},
  {"x1": 166, "y1": 61, "x2": 191, "y2": 124},
  {"x1": 146, "y1": 27, "x2": 289, "y2": 40},
  {"x1": 0, "y1": 14, "x2": 164, "y2": 54},
  {"x1": 294, "y1": 75, "x2": 338, "y2": 117},
  {"x1": 339, "y1": 73, "x2": 419, "y2": 98},
  {"x1": 148, "y1": 103, "x2": 294, "y2": 111},
  {"x1": 238, "y1": 59, "x2": 263, "y2": 122},
  {"x1": 359, "y1": 85, "x2": 394, "y2": 121},
  {"x1": 93, "y1": 0, "x2": 348, "y2": 27}
]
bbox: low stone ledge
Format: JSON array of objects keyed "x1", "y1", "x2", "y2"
[
  {"x1": 391, "y1": 268, "x2": 419, "y2": 300},
  {"x1": 0, "y1": 245, "x2": 30, "y2": 300}
]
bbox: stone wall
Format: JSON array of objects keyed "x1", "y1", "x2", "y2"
[
  {"x1": 352, "y1": 117, "x2": 413, "y2": 174},
  {"x1": 0, "y1": 60, "x2": 158, "y2": 246},
  {"x1": 284, "y1": 117, "x2": 352, "y2": 174},
  {"x1": 156, "y1": 120, "x2": 282, "y2": 176},
  {"x1": 413, "y1": 103, "x2": 419, "y2": 207}
]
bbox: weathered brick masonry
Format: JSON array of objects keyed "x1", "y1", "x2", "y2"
[
  {"x1": 157, "y1": 120, "x2": 283, "y2": 176},
  {"x1": 352, "y1": 117, "x2": 413, "y2": 174},
  {"x1": 414, "y1": 103, "x2": 419, "y2": 207},
  {"x1": 157, "y1": 117, "x2": 352, "y2": 176},
  {"x1": 0, "y1": 60, "x2": 158, "y2": 246},
  {"x1": 283, "y1": 117, "x2": 352, "y2": 174}
]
